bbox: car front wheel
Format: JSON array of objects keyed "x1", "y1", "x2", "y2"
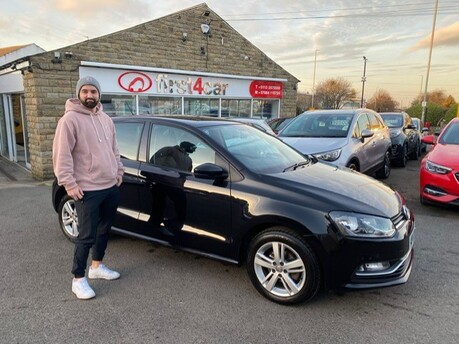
[
  {"x1": 375, "y1": 151, "x2": 391, "y2": 179},
  {"x1": 57, "y1": 195, "x2": 79, "y2": 242},
  {"x1": 246, "y1": 227, "x2": 321, "y2": 305}
]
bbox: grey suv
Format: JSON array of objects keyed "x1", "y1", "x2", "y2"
[{"x1": 278, "y1": 109, "x2": 392, "y2": 179}]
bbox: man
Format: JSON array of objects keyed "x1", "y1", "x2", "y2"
[{"x1": 53, "y1": 76, "x2": 124, "y2": 300}]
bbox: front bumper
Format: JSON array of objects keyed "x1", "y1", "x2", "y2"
[
  {"x1": 323, "y1": 207, "x2": 415, "y2": 290},
  {"x1": 389, "y1": 144, "x2": 403, "y2": 160}
]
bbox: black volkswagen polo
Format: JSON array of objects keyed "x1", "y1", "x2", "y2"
[{"x1": 52, "y1": 116, "x2": 414, "y2": 305}]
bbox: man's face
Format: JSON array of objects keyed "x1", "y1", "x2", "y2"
[{"x1": 79, "y1": 85, "x2": 99, "y2": 109}]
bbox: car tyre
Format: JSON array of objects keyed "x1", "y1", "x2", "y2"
[
  {"x1": 346, "y1": 161, "x2": 359, "y2": 171},
  {"x1": 57, "y1": 195, "x2": 78, "y2": 242},
  {"x1": 246, "y1": 227, "x2": 321, "y2": 305},
  {"x1": 409, "y1": 142, "x2": 420, "y2": 160},
  {"x1": 375, "y1": 151, "x2": 391, "y2": 179},
  {"x1": 398, "y1": 144, "x2": 408, "y2": 167}
]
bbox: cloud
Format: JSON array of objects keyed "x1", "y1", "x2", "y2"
[{"x1": 410, "y1": 21, "x2": 459, "y2": 51}]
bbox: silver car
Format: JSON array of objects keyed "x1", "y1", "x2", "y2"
[{"x1": 278, "y1": 109, "x2": 392, "y2": 179}]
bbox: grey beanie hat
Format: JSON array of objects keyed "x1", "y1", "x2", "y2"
[{"x1": 76, "y1": 76, "x2": 101, "y2": 97}]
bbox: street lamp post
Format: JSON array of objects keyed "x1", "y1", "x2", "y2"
[
  {"x1": 421, "y1": 0, "x2": 439, "y2": 126},
  {"x1": 311, "y1": 49, "x2": 318, "y2": 109},
  {"x1": 360, "y1": 56, "x2": 368, "y2": 108}
]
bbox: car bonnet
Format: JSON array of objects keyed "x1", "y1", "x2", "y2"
[
  {"x1": 268, "y1": 162, "x2": 401, "y2": 217},
  {"x1": 280, "y1": 137, "x2": 348, "y2": 155}
]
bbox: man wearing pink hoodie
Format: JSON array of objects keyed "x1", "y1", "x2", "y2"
[{"x1": 53, "y1": 76, "x2": 124, "y2": 300}]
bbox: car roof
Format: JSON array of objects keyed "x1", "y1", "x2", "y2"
[
  {"x1": 300, "y1": 109, "x2": 368, "y2": 116},
  {"x1": 111, "y1": 115, "x2": 241, "y2": 128}
]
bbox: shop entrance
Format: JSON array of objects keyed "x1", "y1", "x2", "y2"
[{"x1": 0, "y1": 94, "x2": 30, "y2": 168}]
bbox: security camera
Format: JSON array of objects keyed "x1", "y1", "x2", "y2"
[{"x1": 201, "y1": 24, "x2": 210, "y2": 34}]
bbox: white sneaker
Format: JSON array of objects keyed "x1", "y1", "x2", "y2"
[
  {"x1": 88, "y1": 264, "x2": 120, "y2": 280},
  {"x1": 72, "y1": 277, "x2": 95, "y2": 300}
]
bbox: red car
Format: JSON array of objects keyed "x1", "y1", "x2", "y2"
[{"x1": 420, "y1": 117, "x2": 459, "y2": 206}]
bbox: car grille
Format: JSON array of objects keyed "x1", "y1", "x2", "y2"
[{"x1": 391, "y1": 206, "x2": 409, "y2": 230}]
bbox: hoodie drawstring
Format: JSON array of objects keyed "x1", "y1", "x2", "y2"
[
  {"x1": 96, "y1": 115, "x2": 110, "y2": 141},
  {"x1": 90, "y1": 113, "x2": 103, "y2": 143}
]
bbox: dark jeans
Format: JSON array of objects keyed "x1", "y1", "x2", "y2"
[{"x1": 72, "y1": 185, "x2": 120, "y2": 278}]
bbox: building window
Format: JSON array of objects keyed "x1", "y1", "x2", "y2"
[
  {"x1": 253, "y1": 99, "x2": 277, "y2": 120},
  {"x1": 139, "y1": 96, "x2": 181, "y2": 115},
  {"x1": 101, "y1": 95, "x2": 136, "y2": 117}
]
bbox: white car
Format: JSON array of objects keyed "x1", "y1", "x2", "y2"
[{"x1": 278, "y1": 109, "x2": 392, "y2": 179}]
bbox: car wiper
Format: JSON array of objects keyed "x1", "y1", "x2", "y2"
[{"x1": 283, "y1": 160, "x2": 311, "y2": 172}]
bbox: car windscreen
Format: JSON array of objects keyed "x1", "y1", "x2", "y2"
[
  {"x1": 279, "y1": 113, "x2": 353, "y2": 138},
  {"x1": 439, "y1": 122, "x2": 459, "y2": 145},
  {"x1": 198, "y1": 123, "x2": 309, "y2": 173},
  {"x1": 381, "y1": 115, "x2": 403, "y2": 128}
]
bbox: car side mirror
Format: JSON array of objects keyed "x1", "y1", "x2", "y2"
[
  {"x1": 421, "y1": 135, "x2": 435, "y2": 145},
  {"x1": 406, "y1": 124, "x2": 416, "y2": 130},
  {"x1": 194, "y1": 163, "x2": 228, "y2": 180},
  {"x1": 360, "y1": 129, "x2": 374, "y2": 142}
]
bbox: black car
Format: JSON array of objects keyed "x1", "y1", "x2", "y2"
[
  {"x1": 52, "y1": 116, "x2": 414, "y2": 305},
  {"x1": 380, "y1": 112, "x2": 422, "y2": 167}
]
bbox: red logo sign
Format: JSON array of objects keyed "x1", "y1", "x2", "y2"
[
  {"x1": 249, "y1": 81, "x2": 283, "y2": 99},
  {"x1": 118, "y1": 72, "x2": 153, "y2": 93}
]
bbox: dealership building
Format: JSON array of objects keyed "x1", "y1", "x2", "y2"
[{"x1": 0, "y1": 3, "x2": 299, "y2": 180}]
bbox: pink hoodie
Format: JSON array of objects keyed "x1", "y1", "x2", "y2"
[{"x1": 52, "y1": 99, "x2": 124, "y2": 192}]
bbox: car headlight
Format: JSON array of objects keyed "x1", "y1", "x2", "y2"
[
  {"x1": 314, "y1": 149, "x2": 342, "y2": 162},
  {"x1": 329, "y1": 211, "x2": 396, "y2": 238},
  {"x1": 390, "y1": 129, "x2": 402, "y2": 138},
  {"x1": 425, "y1": 160, "x2": 452, "y2": 175}
]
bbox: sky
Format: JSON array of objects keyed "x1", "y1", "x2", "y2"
[{"x1": 1, "y1": 0, "x2": 458, "y2": 107}]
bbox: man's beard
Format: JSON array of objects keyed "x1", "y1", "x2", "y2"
[{"x1": 82, "y1": 98, "x2": 98, "y2": 109}]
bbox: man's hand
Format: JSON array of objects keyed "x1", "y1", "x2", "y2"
[
  {"x1": 67, "y1": 186, "x2": 84, "y2": 201},
  {"x1": 116, "y1": 175, "x2": 123, "y2": 187}
]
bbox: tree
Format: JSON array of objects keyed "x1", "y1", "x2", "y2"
[
  {"x1": 366, "y1": 89, "x2": 398, "y2": 112},
  {"x1": 405, "y1": 102, "x2": 446, "y2": 126},
  {"x1": 410, "y1": 89, "x2": 455, "y2": 108},
  {"x1": 314, "y1": 78, "x2": 356, "y2": 109},
  {"x1": 296, "y1": 92, "x2": 312, "y2": 114}
]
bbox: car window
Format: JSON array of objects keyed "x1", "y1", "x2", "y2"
[
  {"x1": 200, "y1": 123, "x2": 306, "y2": 174},
  {"x1": 114, "y1": 122, "x2": 145, "y2": 160},
  {"x1": 279, "y1": 113, "x2": 352, "y2": 138},
  {"x1": 149, "y1": 124, "x2": 216, "y2": 172},
  {"x1": 381, "y1": 114, "x2": 403, "y2": 128},
  {"x1": 367, "y1": 113, "x2": 382, "y2": 131},
  {"x1": 354, "y1": 114, "x2": 370, "y2": 137},
  {"x1": 439, "y1": 122, "x2": 459, "y2": 144}
]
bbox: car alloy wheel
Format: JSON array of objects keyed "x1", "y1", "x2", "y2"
[
  {"x1": 247, "y1": 227, "x2": 321, "y2": 305},
  {"x1": 58, "y1": 195, "x2": 79, "y2": 242}
]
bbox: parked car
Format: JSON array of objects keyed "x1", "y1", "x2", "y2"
[
  {"x1": 52, "y1": 116, "x2": 414, "y2": 305},
  {"x1": 278, "y1": 109, "x2": 392, "y2": 179},
  {"x1": 228, "y1": 117, "x2": 276, "y2": 135},
  {"x1": 379, "y1": 112, "x2": 421, "y2": 166},
  {"x1": 268, "y1": 117, "x2": 294, "y2": 134},
  {"x1": 420, "y1": 117, "x2": 459, "y2": 206},
  {"x1": 410, "y1": 117, "x2": 429, "y2": 152}
]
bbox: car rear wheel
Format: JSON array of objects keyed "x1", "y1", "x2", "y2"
[
  {"x1": 375, "y1": 151, "x2": 391, "y2": 179},
  {"x1": 246, "y1": 227, "x2": 321, "y2": 305},
  {"x1": 57, "y1": 195, "x2": 78, "y2": 242}
]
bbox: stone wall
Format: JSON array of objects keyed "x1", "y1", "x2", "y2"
[{"x1": 25, "y1": 3, "x2": 299, "y2": 180}]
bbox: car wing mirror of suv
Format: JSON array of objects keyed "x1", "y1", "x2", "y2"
[
  {"x1": 360, "y1": 129, "x2": 374, "y2": 142},
  {"x1": 194, "y1": 163, "x2": 229, "y2": 180}
]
